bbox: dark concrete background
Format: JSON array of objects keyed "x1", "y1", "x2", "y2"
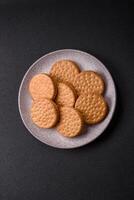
[{"x1": 0, "y1": 1, "x2": 134, "y2": 199}]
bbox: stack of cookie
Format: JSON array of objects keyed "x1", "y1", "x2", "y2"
[{"x1": 29, "y1": 60, "x2": 108, "y2": 138}]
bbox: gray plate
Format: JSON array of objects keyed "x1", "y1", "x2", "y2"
[{"x1": 18, "y1": 49, "x2": 116, "y2": 149}]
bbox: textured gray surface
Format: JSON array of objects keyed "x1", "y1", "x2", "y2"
[{"x1": 18, "y1": 49, "x2": 116, "y2": 148}]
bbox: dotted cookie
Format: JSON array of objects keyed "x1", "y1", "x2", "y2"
[
  {"x1": 55, "y1": 82, "x2": 76, "y2": 107},
  {"x1": 31, "y1": 99, "x2": 59, "y2": 128},
  {"x1": 57, "y1": 106, "x2": 83, "y2": 137},
  {"x1": 75, "y1": 94, "x2": 108, "y2": 124},
  {"x1": 29, "y1": 73, "x2": 56, "y2": 100},
  {"x1": 73, "y1": 71, "x2": 105, "y2": 95},
  {"x1": 50, "y1": 60, "x2": 80, "y2": 86}
]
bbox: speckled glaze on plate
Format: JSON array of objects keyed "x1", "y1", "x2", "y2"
[{"x1": 18, "y1": 49, "x2": 116, "y2": 149}]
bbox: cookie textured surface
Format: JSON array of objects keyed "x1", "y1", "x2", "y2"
[
  {"x1": 50, "y1": 60, "x2": 80, "y2": 85},
  {"x1": 57, "y1": 106, "x2": 83, "y2": 137},
  {"x1": 75, "y1": 94, "x2": 108, "y2": 124},
  {"x1": 55, "y1": 82, "x2": 76, "y2": 107},
  {"x1": 29, "y1": 73, "x2": 56, "y2": 100},
  {"x1": 73, "y1": 71, "x2": 104, "y2": 95},
  {"x1": 31, "y1": 99, "x2": 59, "y2": 128}
]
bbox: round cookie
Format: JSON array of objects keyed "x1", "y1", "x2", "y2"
[
  {"x1": 73, "y1": 71, "x2": 105, "y2": 95},
  {"x1": 75, "y1": 94, "x2": 108, "y2": 124},
  {"x1": 57, "y1": 106, "x2": 83, "y2": 137},
  {"x1": 50, "y1": 60, "x2": 80, "y2": 86},
  {"x1": 31, "y1": 99, "x2": 59, "y2": 128},
  {"x1": 29, "y1": 73, "x2": 56, "y2": 100},
  {"x1": 55, "y1": 82, "x2": 76, "y2": 107}
]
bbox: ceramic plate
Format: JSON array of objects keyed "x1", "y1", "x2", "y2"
[{"x1": 18, "y1": 49, "x2": 116, "y2": 149}]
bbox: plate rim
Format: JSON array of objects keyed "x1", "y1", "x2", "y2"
[{"x1": 18, "y1": 49, "x2": 117, "y2": 149}]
